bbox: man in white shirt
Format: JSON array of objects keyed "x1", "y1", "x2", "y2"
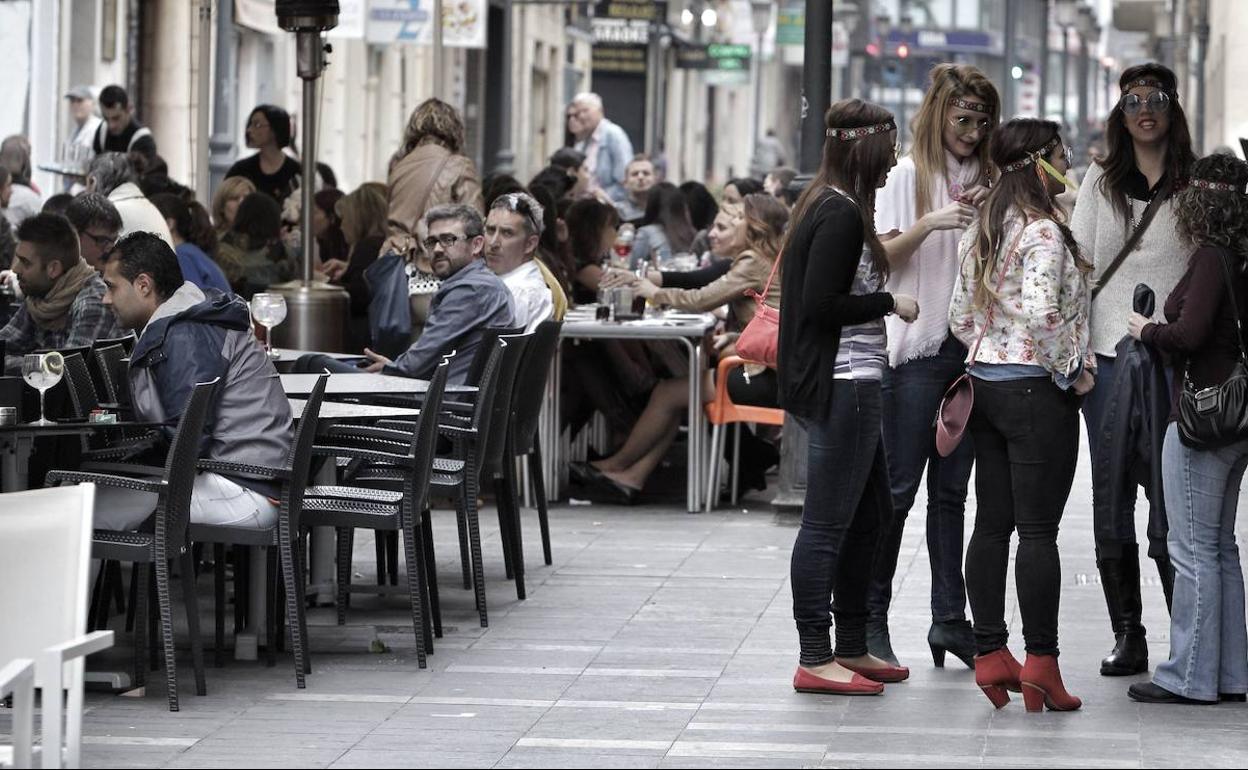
[
  {"x1": 64, "y1": 86, "x2": 103, "y2": 154},
  {"x1": 85, "y1": 153, "x2": 175, "y2": 249},
  {"x1": 571, "y1": 92, "x2": 635, "y2": 204},
  {"x1": 484, "y1": 192, "x2": 553, "y2": 332}
]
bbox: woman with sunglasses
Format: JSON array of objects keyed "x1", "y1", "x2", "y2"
[
  {"x1": 867, "y1": 63, "x2": 999, "y2": 671},
  {"x1": 780, "y1": 99, "x2": 919, "y2": 696},
  {"x1": 949, "y1": 119, "x2": 1093, "y2": 712},
  {"x1": 1070, "y1": 63, "x2": 1196, "y2": 679}
]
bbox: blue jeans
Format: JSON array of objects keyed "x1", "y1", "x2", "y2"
[
  {"x1": 791, "y1": 380, "x2": 890, "y2": 666},
  {"x1": 1152, "y1": 423, "x2": 1248, "y2": 701},
  {"x1": 870, "y1": 335, "x2": 974, "y2": 624}
]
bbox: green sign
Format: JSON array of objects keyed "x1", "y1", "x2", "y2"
[
  {"x1": 676, "y1": 43, "x2": 751, "y2": 76},
  {"x1": 777, "y1": 1, "x2": 804, "y2": 47}
]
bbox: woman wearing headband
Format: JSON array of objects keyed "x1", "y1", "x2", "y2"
[
  {"x1": 1124, "y1": 154, "x2": 1248, "y2": 705},
  {"x1": 949, "y1": 119, "x2": 1092, "y2": 712},
  {"x1": 1070, "y1": 62, "x2": 1196, "y2": 679},
  {"x1": 779, "y1": 99, "x2": 919, "y2": 696},
  {"x1": 868, "y1": 63, "x2": 1000, "y2": 671}
]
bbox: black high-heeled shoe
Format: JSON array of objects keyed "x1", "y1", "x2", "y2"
[{"x1": 928, "y1": 619, "x2": 976, "y2": 670}]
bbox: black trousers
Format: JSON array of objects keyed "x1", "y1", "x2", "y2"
[{"x1": 965, "y1": 377, "x2": 1080, "y2": 657}]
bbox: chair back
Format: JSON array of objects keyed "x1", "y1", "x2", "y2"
[
  {"x1": 157, "y1": 379, "x2": 221, "y2": 555},
  {"x1": 283, "y1": 374, "x2": 328, "y2": 518},
  {"x1": 0, "y1": 485, "x2": 95, "y2": 689},
  {"x1": 406, "y1": 357, "x2": 451, "y2": 512},
  {"x1": 465, "y1": 339, "x2": 507, "y2": 477},
  {"x1": 93, "y1": 345, "x2": 131, "y2": 406},
  {"x1": 508, "y1": 320, "x2": 562, "y2": 456},
  {"x1": 480, "y1": 332, "x2": 531, "y2": 474},
  {"x1": 62, "y1": 353, "x2": 101, "y2": 418},
  {"x1": 91, "y1": 334, "x2": 136, "y2": 356},
  {"x1": 465, "y1": 325, "x2": 525, "y2": 387}
]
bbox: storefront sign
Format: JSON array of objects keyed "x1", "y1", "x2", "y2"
[
  {"x1": 364, "y1": 0, "x2": 487, "y2": 48},
  {"x1": 675, "y1": 42, "x2": 750, "y2": 85},
  {"x1": 234, "y1": 0, "x2": 366, "y2": 39},
  {"x1": 777, "y1": 1, "x2": 804, "y2": 47},
  {"x1": 592, "y1": 44, "x2": 646, "y2": 76}
]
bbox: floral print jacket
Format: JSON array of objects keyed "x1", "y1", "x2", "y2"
[{"x1": 949, "y1": 212, "x2": 1095, "y2": 380}]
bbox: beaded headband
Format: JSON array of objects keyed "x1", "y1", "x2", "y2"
[
  {"x1": 1000, "y1": 136, "x2": 1062, "y2": 174},
  {"x1": 826, "y1": 119, "x2": 897, "y2": 141},
  {"x1": 1121, "y1": 78, "x2": 1169, "y2": 95},
  {"x1": 1188, "y1": 177, "x2": 1247, "y2": 194},
  {"x1": 949, "y1": 97, "x2": 990, "y2": 114}
]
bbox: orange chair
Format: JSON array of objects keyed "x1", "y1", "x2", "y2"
[{"x1": 704, "y1": 356, "x2": 786, "y2": 511}]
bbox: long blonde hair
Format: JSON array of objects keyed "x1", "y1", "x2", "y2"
[
  {"x1": 910, "y1": 64, "x2": 999, "y2": 217},
  {"x1": 337, "y1": 182, "x2": 389, "y2": 247},
  {"x1": 389, "y1": 98, "x2": 466, "y2": 171},
  {"x1": 211, "y1": 176, "x2": 257, "y2": 232}
]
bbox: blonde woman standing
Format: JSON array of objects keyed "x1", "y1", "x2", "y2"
[{"x1": 868, "y1": 64, "x2": 1000, "y2": 669}]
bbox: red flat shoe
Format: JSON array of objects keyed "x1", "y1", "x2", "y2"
[
  {"x1": 793, "y1": 667, "x2": 884, "y2": 695},
  {"x1": 836, "y1": 658, "x2": 911, "y2": 683}
]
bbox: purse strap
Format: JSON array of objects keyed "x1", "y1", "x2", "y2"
[
  {"x1": 1092, "y1": 176, "x2": 1173, "y2": 300},
  {"x1": 750, "y1": 249, "x2": 782, "y2": 305},
  {"x1": 965, "y1": 222, "x2": 1029, "y2": 367}
]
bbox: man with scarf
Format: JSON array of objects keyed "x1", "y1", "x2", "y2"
[{"x1": 1, "y1": 213, "x2": 119, "y2": 374}]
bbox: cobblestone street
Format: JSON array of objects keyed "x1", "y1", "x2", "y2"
[{"x1": 25, "y1": 440, "x2": 1244, "y2": 768}]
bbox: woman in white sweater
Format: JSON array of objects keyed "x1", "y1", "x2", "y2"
[{"x1": 1069, "y1": 63, "x2": 1195, "y2": 679}]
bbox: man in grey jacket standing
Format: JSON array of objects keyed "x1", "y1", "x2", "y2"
[{"x1": 93, "y1": 231, "x2": 292, "y2": 531}]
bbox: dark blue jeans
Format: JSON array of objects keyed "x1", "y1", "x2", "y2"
[
  {"x1": 791, "y1": 380, "x2": 891, "y2": 666},
  {"x1": 869, "y1": 335, "x2": 974, "y2": 624}
]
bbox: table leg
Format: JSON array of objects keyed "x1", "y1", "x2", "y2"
[
  {"x1": 547, "y1": 341, "x2": 564, "y2": 502},
  {"x1": 677, "y1": 338, "x2": 703, "y2": 513},
  {"x1": 1, "y1": 437, "x2": 19, "y2": 493}
]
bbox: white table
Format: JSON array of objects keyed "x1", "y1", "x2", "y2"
[
  {"x1": 279, "y1": 372, "x2": 476, "y2": 399},
  {"x1": 544, "y1": 308, "x2": 717, "y2": 513},
  {"x1": 288, "y1": 398, "x2": 421, "y2": 422}
]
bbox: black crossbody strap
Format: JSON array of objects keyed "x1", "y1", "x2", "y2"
[{"x1": 1092, "y1": 177, "x2": 1174, "y2": 300}]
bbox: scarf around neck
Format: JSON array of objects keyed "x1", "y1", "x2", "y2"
[{"x1": 26, "y1": 258, "x2": 96, "y2": 330}]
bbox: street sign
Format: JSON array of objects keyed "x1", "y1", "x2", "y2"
[
  {"x1": 777, "y1": 1, "x2": 804, "y2": 47},
  {"x1": 674, "y1": 42, "x2": 751, "y2": 85},
  {"x1": 364, "y1": 0, "x2": 487, "y2": 48}
]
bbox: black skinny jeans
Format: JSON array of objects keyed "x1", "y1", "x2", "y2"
[
  {"x1": 791, "y1": 379, "x2": 891, "y2": 666},
  {"x1": 965, "y1": 377, "x2": 1080, "y2": 657}
]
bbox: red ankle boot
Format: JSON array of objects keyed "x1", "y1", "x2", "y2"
[
  {"x1": 974, "y1": 648, "x2": 1023, "y2": 708},
  {"x1": 1019, "y1": 653, "x2": 1082, "y2": 712}
]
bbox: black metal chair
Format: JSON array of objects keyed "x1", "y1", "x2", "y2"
[
  {"x1": 300, "y1": 359, "x2": 452, "y2": 668},
  {"x1": 45, "y1": 378, "x2": 219, "y2": 712},
  {"x1": 61, "y1": 352, "x2": 157, "y2": 462},
  {"x1": 187, "y1": 374, "x2": 326, "y2": 688},
  {"x1": 92, "y1": 344, "x2": 132, "y2": 410},
  {"x1": 499, "y1": 320, "x2": 563, "y2": 592}
]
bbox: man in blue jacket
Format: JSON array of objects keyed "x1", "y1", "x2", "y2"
[
  {"x1": 301, "y1": 204, "x2": 515, "y2": 385},
  {"x1": 93, "y1": 231, "x2": 292, "y2": 531}
]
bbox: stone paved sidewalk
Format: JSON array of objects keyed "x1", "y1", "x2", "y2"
[{"x1": 9, "y1": 441, "x2": 1248, "y2": 768}]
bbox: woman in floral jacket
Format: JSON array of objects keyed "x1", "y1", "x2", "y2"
[{"x1": 948, "y1": 119, "x2": 1094, "y2": 713}]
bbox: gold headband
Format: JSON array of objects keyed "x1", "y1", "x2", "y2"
[
  {"x1": 826, "y1": 119, "x2": 897, "y2": 141},
  {"x1": 949, "y1": 97, "x2": 990, "y2": 114}
]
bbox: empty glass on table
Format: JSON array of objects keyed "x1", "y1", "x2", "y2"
[
  {"x1": 250, "y1": 292, "x2": 287, "y2": 358},
  {"x1": 21, "y1": 352, "x2": 64, "y2": 426}
]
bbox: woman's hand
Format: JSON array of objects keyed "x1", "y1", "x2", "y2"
[
  {"x1": 645, "y1": 267, "x2": 665, "y2": 286},
  {"x1": 321, "y1": 259, "x2": 349, "y2": 282},
  {"x1": 1127, "y1": 312, "x2": 1152, "y2": 341},
  {"x1": 635, "y1": 279, "x2": 659, "y2": 299},
  {"x1": 959, "y1": 184, "x2": 991, "y2": 208},
  {"x1": 361, "y1": 348, "x2": 393, "y2": 373},
  {"x1": 599, "y1": 268, "x2": 639, "y2": 290},
  {"x1": 1073, "y1": 369, "x2": 1096, "y2": 396},
  {"x1": 892, "y1": 294, "x2": 920, "y2": 323},
  {"x1": 922, "y1": 201, "x2": 977, "y2": 233}
]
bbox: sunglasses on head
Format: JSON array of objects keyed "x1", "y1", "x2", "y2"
[
  {"x1": 1120, "y1": 91, "x2": 1171, "y2": 116},
  {"x1": 496, "y1": 193, "x2": 541, "y2": 234}
]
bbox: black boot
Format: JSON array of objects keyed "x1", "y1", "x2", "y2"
[
  {"x1": 866, "y1": 618, "x2": 899, "y2": 666},
  {"x1": 1154, "y1": 554, "x2": 1176, "y2": 615},
  {"x1": 927, "y1": 619, "x2": 976, "y2": 670},
  {"x1": 1099, "y1": 546, "x2": 1149, "y2": 676}
]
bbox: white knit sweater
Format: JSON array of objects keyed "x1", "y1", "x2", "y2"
[{"x1": 1069, "y1": 162, "x2": 1192, "y2": 358}]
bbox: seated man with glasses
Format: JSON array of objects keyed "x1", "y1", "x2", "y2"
[
  {"x1": 485, "y1": 192, "x2": 559, "y2": 333},
  {"x1": 65, "y1": 192, "x2": 123, "y2": 272},
  {"x1": 0, "y1": 213, "x2": 120, "y2": 374},
  {"x1": 297, "y1": 204, "x2": 515, "y2": 385}
]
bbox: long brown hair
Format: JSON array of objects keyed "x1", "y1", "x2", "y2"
[
  {"x1": 390, "y1": 98, "x2": 466, "y2": 171},
  {"x1": 741, "y1": 193, "x2": 788, "y2": 263},
  {"x1": 1097, "y1": 63, "x2": 1195, "y2": 224},
  {"x1": 337, "y1": 182, "x2": 389, "y2": 247},
  {"x1": 971, "y1": 119, "x2": 1089, "y2": 309},
  {"x1": 910, "y1": 64, "x2": 999, "y2": 217},
  {"x1": 783, "y1": 99, "x2": 895, "y2": 280}
]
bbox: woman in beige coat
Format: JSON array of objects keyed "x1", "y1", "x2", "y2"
[
  {"x1": 383, "y1": 99, "x2": 484, "y2": 336},
  {"x1": 576, "y1": 193, "x2": 787, "y2": 503}
]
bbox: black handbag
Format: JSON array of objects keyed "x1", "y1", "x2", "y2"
[{"x1": 1177, "y1": 249, "x2": 1248, "y2": 449}]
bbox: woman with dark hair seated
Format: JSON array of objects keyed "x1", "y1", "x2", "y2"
[
  {"x1": 215, "y1": 192, "x2": 297, "y2": 298},
  {"x1": 631, "y1": 182, "x2": 697, "y2": 269},
  {"x1": 225, "y1": 105, "x2": 302, "y2": 204},
  {"x1": 723, "y1": 176, "x2": 764, "y2": 206},
  {"x1": 312, "y1": 188, "x2": 349, "y2": 267}
]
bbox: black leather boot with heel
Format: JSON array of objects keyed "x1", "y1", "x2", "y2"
[{"x1": 1098, "y1": 545, "x2": 1148, "y2": 676}]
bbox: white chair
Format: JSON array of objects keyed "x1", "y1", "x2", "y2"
[
  {"x1": 0, "y1": 658, "x2": 34, "y2": 768},
  {"x1": 0, "y1": 485, "x2": 115, "y2": 769}
]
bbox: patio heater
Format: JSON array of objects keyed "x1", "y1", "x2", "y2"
[{"x1": 273, "y1": 1, "x2": 351, "y2": 352}]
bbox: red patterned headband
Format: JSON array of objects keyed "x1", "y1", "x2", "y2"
[
  {"x1": 826, "y1": 120, "x2": 897, "y2": 141},
  {"x1": 1121, "y1": 78, "x2": 1168, "y2": 95},
  {"x1": 949, "y1": 97, "x2": 990, "y2": 114},
  {"x1": 1000, "y1": 136, "x2": 1062, "y2": 174},
  {"x1": 1188, "y1": 178, "x2": 1247, "y2": 194}
]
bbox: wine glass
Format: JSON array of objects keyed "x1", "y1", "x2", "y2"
[
  {"x1": 22, "y1": 352, "x2": 64, "y2": 426},
  {"x1": 250, "y1": 293, "x2": 287, "y2": 359}
]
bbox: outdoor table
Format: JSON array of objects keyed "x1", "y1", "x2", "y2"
[
  {"x1": 270, "y1": 349, "x2": 363, "y2": 374},
  {"x1": 547, "y1": 307, "x2": 717, "y2": 513},
  {"x1": 279, "y1": 372, "x2": 476, "y2": 399},
  {"x1": 288, "y1": 398, "x2": 421, "y2": 423},
  {"x1": 0, "y1": 420, "x2": 163, "y2": 494}
]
